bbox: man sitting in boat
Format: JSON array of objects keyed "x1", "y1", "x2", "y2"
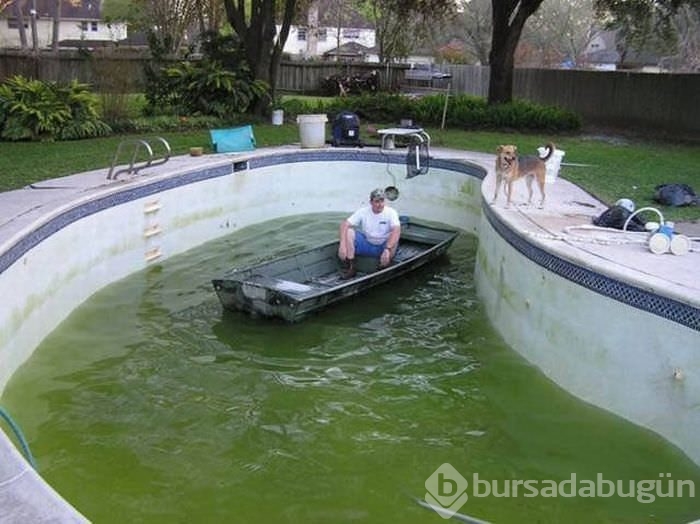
[{"x1": 338, "y1": 188, "x2": 401, "y2": 278}]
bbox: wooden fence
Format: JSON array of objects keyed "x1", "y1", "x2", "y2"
[{"x1": 1, "y1": 50, "x2": 698, "y2": 137}]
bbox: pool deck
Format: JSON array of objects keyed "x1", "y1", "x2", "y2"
[
  {"x1": 1, "y1": 144, "x2": 699, "y2": 309},
  {"x1": 457, "y1": 147, "x2": 700, "y2": 310}
]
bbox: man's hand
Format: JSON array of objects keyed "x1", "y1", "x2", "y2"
[{"x1": 379, "y1": 248, "x2": 391, "y2": 268}]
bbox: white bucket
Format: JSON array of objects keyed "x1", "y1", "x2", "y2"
[
  {"x1": 538, "y1": 147, "x2": 566, "y2": 184},
  {"x1": 296, "y1": 114, "x2": 328, "y2": 148},
  {"x1": 271, "y1": 109, "x2": 284, "y2": 126}
]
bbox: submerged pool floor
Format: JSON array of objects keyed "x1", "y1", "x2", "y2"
[{"x1": 3, "y1": 214, "x2": 700, "y2": 523}]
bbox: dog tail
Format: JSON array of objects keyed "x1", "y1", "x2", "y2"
[{"x1": 540, "y1": 142, "x2": 555, "y2": 161}]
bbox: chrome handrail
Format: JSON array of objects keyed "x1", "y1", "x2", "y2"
[{"x1": 107, "y1": 136, "x2": 171, "y2": 180}]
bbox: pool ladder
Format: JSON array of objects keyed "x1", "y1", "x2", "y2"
[{"x1": 107, "y1": 136, "x2": 171, "y2": 180}]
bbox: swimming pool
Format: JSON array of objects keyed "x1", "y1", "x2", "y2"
[
  {"x1": 0, "y1": 146, "x2": 698, "y2": 520},
  {"x1": 5, "y1": 215, "x2": 700, "y2": 522}
]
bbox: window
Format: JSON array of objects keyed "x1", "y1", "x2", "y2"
[
  {"x1": 81, "y1": 21, "x2": 88, "y2": 31},
  {"x1": 297, "y1": 28, "x2": 307, "y2": 41},
  {"x1": 342, "y1": 28, "x2": 360, "y2": 39},
  {"x1": 81, "y1": 21, "x2": 98, "y2": 31},
  {"x1": 317, "y1": 28, "x2": 327, "y2": 41},
  {"x1": 91, "y1": 21, "x2": 98, "y2": 31}
]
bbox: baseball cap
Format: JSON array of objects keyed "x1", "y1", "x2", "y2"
[{"x1": 370, "y1": 188, "x2": 385, "y2": 200}]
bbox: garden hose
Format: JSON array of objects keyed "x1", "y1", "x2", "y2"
[{"x1": 0, "y1": 406, "x2": 37, "y2": 469}]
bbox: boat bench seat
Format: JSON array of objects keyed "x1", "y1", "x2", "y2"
[{"x1": 246, "y1": 274, "x2": 315, "y2": 294}]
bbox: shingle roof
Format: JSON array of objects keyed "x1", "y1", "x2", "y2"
[{"x1": 3, "y1": 0, "x2": 101, "y2": 20}]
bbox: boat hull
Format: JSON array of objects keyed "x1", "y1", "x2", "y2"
[{"x1": 212, "y1": 221, "x2": 459, "y2": 322}]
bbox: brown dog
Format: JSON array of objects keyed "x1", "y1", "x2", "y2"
[{"x1": 493, "y1": 143, "x2": 555, "y2": 208}]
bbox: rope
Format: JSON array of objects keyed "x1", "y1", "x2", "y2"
[
  {"x1": 510, "y1": 206, "x2": 700, "y2": 252},
  {"x1": 0, "y1": 406, "x2": 37, "y2": 469},
  {"x1": 522, "y1": 224, "x2": 700, "y2": 252}
]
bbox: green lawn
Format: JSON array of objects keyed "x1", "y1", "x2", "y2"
[{"x1": 1, "y1": 124, "x2": 698, "y2": 223}]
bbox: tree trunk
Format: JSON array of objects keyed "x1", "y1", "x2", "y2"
[
  {"x1": 13, "y1": 0, "x2": 28, "y2": 49},
  {"x1": 51, "y1": 0, "x2": 61, "y2": 53},
  {"x1": 488, "y1": 0, "x2": 545, "y2": 104},
  {"x1": 224, "y1": 0, "x2": 296, "y2": 113},
  {"x1": 29, "y1": 0, "x2": 38, "y2": 53}
]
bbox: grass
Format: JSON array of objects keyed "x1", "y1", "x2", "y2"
[{"x1": 1, "y1": 123, "x2": 698, "y2": 223}]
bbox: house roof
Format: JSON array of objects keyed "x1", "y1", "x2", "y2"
[
  {"x1": 2, "y1": 0, "x2": 102, "y2": 20},
  {"x1": 323, "y1": 41, "x2": 372, "y2": 58}
]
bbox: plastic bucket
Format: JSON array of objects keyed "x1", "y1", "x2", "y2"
[
  {"x1": 297, "y1": 114, "x2": 328, "y2": 148},
  {"x1": 538, "y1": 147, "x2": 566, "y2": 184},
  {"x1": 271, "y1": 109, "x2": 284, "y2": 126}
]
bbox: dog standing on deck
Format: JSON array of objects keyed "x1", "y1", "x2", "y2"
[{"x1": 493, "y1": 143, "x2": 555, "y2": 208}]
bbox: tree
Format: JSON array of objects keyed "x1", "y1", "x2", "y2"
[
  {"x1": 594, "y1": 0, "x2": 699, "y2": 68},
  {"x1": 456, "y1": 0, "x2": 491, "y2": 65},
  {"x1": 51, "y1": 0, "x2": 61, "y2": 52},
  {"x1": 222, "y1": 0, "x2": 300, "y2": 110},
  {"x1": 357, "y1": 0, "x2": 457, "y2": 63},
  {"x1": 520, "y1": 0, "x2": 597, "y2": 67},
  {"x1": 10, "y1": 0, "x2": 29, "y2": 49},
  {"x1": 143, "y1": 0, "x2": 201, "y2": 55},
  {"x1": 104, "y1": 0, "x2": 201, "y2": 56},
  {"x1": 485, "y1": 0, "x2": 699, "y2": 105},
  {"x1": 664, "y1": 5, "x2": 700, "y2": 70},
  {"x1": 488, "y1": 0, "x2": 545, "y2": 104},
  {"x1": 594, "y1": 0, "x2": 700, "y2": 41}
]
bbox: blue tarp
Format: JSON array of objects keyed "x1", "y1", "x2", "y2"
[{"x1": 210, "y1": 125, "x2": 256, "y2": 153}]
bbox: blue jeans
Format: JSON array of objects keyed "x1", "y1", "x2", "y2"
[{"x1": 354, "y1": 231, "x2": 386, "y2": 257}]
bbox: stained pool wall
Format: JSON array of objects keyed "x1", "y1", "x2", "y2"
[{"x1": 475, "y1": 201, "x2": 700, "y2": 465}]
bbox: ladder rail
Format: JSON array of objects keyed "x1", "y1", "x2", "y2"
[{"x1": 107, "y1": 137, "x2": 171, "y2": 180}]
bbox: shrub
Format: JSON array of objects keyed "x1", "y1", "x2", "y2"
[
  {"x1": 160, "y1": 61, "x2": 269, "y2": 118},
  {"x1": 289, "y1": 92, "x2": 581, "y2": 132},
  {"x1": 109, "y1": 115, "x2": 225, "y2": 134},
  {"x1": 143, "y1": 32, "x2": 270, "y2": 119},
  {"x1": 279, "y1": 97, "x2": 332, "y2": 120},
  {"x1": 0, "y1": 76, "x2": 111, "y2": 141}
]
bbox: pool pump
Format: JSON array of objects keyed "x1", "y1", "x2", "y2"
[{"x1": 331, "y1": 111, "x2": 363, "y2": 147}]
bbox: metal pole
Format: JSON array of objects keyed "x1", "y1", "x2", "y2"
[
  {"x1": 440, "y1": 81, "x2": 451, "y2": 130},
  {"x1": 30, "y1": 0, "x2": 38, "y2": 53}
]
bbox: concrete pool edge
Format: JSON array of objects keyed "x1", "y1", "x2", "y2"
[{"x1": 0, "y1": 145, "x2": 698, "y2": 521}]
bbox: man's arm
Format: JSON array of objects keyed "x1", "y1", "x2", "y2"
[
  {"x1": 380, "y1": 224, "x2": 401, "y2": 267},
  {"x1": 385, "y1": 225, "x2": 400, "y2": 252}
]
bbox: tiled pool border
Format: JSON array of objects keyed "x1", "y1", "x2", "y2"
[{"x1": 482, "y1": 201, "x2": 699, "y2": 332}]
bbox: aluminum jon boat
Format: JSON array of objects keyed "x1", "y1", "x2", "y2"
[{"x1": 212, "y1": 220, "x2": 460, "y2": 322}]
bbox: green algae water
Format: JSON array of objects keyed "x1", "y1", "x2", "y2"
[{"x1": 3, "y1": 213, "x2": 700, "y2": 523}]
